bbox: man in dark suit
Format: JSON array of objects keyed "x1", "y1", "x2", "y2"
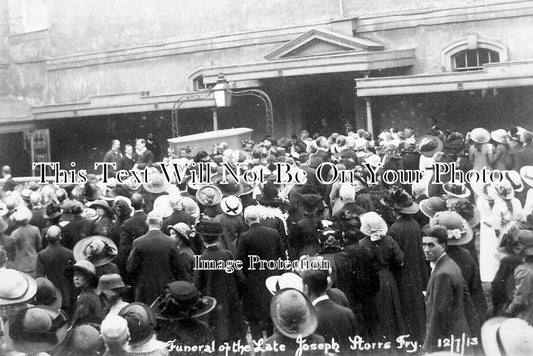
[
  {"x1": 236, "y1": 205, "x2": 286, "y2": 340},
  {"x1": 61, "y1": 201, "x2": 95, "y2": 250},
  {"x1": 302, "y1": 268, "x2": 357, "y2": 353},
  {"x1": 118, "y1": 193, "x2": 148, "y2": 273},
  {"x1": 423, "y1": 227, "x2": 471, "y2": 354},
  {"x1": 133, "y1": 138, "x2": 154, "y2": 169},
  {"x1": 127, "y1": 211, "x2": 181, "y2": 305},
  {"x1": 513, "y1": 131, "x2": 533, "y2": 170},
  {"x1": 36, "y1": 225, "x2": 75, "y2": 313}
]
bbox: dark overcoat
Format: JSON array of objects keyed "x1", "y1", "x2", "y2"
[
  {"x1": 195, "y1": 245, "x2": 246, "y2": 342},
  {"x1": 314, "y1": 298, "x2": 357, "y2": 352},
  {"x1": 389, "y1": 216, "x2": 429, "y2": 343},
  {"x1": 126, "y1": 229, "x2": 180, "y2": 304},
  {"x1": 424, "y1": 254, "x2": 470, "y2": 353},
  {"x1": 236, "y1": 223, "x2": 285, "y2": 321}
]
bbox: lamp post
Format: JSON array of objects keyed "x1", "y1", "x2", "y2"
[{"x1": 171, "y1": 73, "x2": 274, "y2": 137}]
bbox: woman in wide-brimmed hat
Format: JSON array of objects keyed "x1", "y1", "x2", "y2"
[
  {"x1": 65, "y1": 260, "x2": 107, "y2": 325},
  {"x1": 88, "y1": 199, "x2": 114, "y2": 237},
  {"x1": 167, "y1": 222, "x2": 195, "y2": 283},
  {"x1": 469, "y1": 128, "x2": 492, "y2": 171},
  {"x1": 359, "y1": 212, "x2": 406, "y2": 343},
  {"x1": 152, "y1": 281, "x2": 216, "y2": 351},
  {"x1": 491, "y1": 179, "x2": 523, "y2": 239},
  {"x1": 387, "y1": 190, "x2": 427, "y2": 342},
  {"x1": 490, "y1": 129, "x2": 512, "y2": 170},
  {"x1": 73, "y1": 235, "x2": 119, "y2": 277}
]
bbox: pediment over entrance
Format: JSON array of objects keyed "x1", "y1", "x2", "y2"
[{"x1": 264, "y1": 29, "x2": 384, "y2": 60}]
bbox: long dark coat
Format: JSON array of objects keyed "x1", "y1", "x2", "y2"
[
  {"x1": 118, "y1": 210, "x2": 148, "y2": 271},
  {"x1": 236, "y1": 223, "x2": 285, "y2": 322},
  {"x1": 359, "y1": 235, "x2": 405, "y2": 344},
  {"x1": 61, "y1": 215, "x2": 95, "y2": 250},
  {"x1": 388, "y1": 216, "x2": 429, "y2": 343},
  {"x1": 126, "y1": 229, "x2": 181, "y2": 305},
  {"x1": 195, "y1": 245, "x2": 246, "y2": 342},
  {"x1": 424, "y1": 254, "x2": 471, "y2": 354}
]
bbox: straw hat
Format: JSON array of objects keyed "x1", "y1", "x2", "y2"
[
  {"x1": 470, "y1": 180, "x2": 494, "y2": 201},
  {"x1": 270, "y1": 288, "x2": 317, "y2": 339},
  {"x1": 220, "y1": 195, "x2": 243, "y2": 216},
  {"x1": 73, "y1": 236, "x2": 118, "y2": 267},
  {"x1": 265, "y1": 273, "x2": 304, "y2": 295},
  {"x1": 490, "y1": 180, "x2": 514, "y2": 200},
  {"x1": 491, "y1": 129, "x2": 509, "y2": 144},
  {"x1": 505, "y1": 170, "x2": 524, "y2": 193},
  {"x1": 0, "y1": 269, "x2": 37, "y2": 306},
  {"x1": 470, "y1": 128, "x2": 490, "y2": 144},
  {"x1": 482, "y1": 317, "x2": 533, "y2": 356},
  {"x1": 520, "y1": 166, "x2": 533, "y2": 188},
  {"x1": 430, "y1": 211, "x2": 473, "y2": 246},
  {"x1": 195, "y1": 185, "x2": 223, "y2": 207},
  {"x1": 143, "y1": 173, "x2": 170, "y2": 194}
]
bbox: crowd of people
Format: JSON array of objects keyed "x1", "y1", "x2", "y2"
[{"x1": 1, "y1": 120, "x2": 533, "y2": 355}]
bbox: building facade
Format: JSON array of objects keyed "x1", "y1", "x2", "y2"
[{"x1": 1, "y1": 0, "x2": 533, "y2": 174}]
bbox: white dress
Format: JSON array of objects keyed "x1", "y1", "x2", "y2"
[{"x1": 478, "y1": 197, "x2": 499, "y2": 282}]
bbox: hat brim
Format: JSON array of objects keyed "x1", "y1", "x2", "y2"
[
  {"x1": 481, "y1": 317, "x2": 507, "y2": 356},
  {"x1": 396, "y1": 202, "x2": 420, "y2": 215},
  {"x1": 64, "y1": 265, "x2": 98, "y2": 284},
  {"x1": 87, "y1": 202, "x2": 114, "y2": 217},
  {"x1": 35, "y1": 287, "x2": 63, "y2": 311},
  {"x1": 153, "y1": 296, "x2": 217, "y2": 321},
  {"x1": 195, "y1": 185, "x2": 223, "y2": 207},
  {"x1": 419, "y1": 199, "x2": 443, "y2": 218},
  {"x1": 443, "y1": 186, "x2": 471, "y2": 199},
  {"x1": 212, "y1": 176, "x2": 244, "y2": 197},
  {"x1": 447, "y1": 225, "x2": 474, "y2": 246},
  {"x1": 265, "y1": 273, "x2": 304, "y2": 296},
  {"x1": 44, "y1": 209, "x2": 64, "y2": 220},
  {"x1": 415, "y1": 135, "x2": 444, "y2": 157},
  {"x1": 0, "y1": 272, "x2": 37, "y2": 306},
  {"x1": 520, "y1": 166, "x2": 533, "y2": 189},
  {"x1": 142, "y1": 181, "x2": 170, "y2": 194},
  {"x1": 4, "y1": 308, "x2": 69, "y2": 354},
  {"x1": 167, "y1": 226, "x2": 188, "y2": 241},
  {"x1": 73, "y1": 236, "x2": 118, "y2": 267},
  {"x1": 271, "y1": 288, "x2": 317, "y2": 339}
]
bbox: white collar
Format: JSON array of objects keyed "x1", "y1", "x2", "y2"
[
  {"x1": 430, "y1": 253, "x2": 446, "y2": 271},
  {"x1": 312, "y1": 294, "x2": 329, "y2": 306}
]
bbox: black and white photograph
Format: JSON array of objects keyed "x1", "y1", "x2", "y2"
[{"x1": 1, "y1": 1, "x2": 533, "y2": 355}]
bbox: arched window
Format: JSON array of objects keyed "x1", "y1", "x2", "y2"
[
  {"x1": 452, "y1": 48, "x2": 500, "y2": 72},
  {"x1": 441, "y1": 35, "x2": 507, "y2": 72}
]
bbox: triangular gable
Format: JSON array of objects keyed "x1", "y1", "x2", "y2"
[{"x1": 265, "y1": 29, "x2": 384, "y2": 60}]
